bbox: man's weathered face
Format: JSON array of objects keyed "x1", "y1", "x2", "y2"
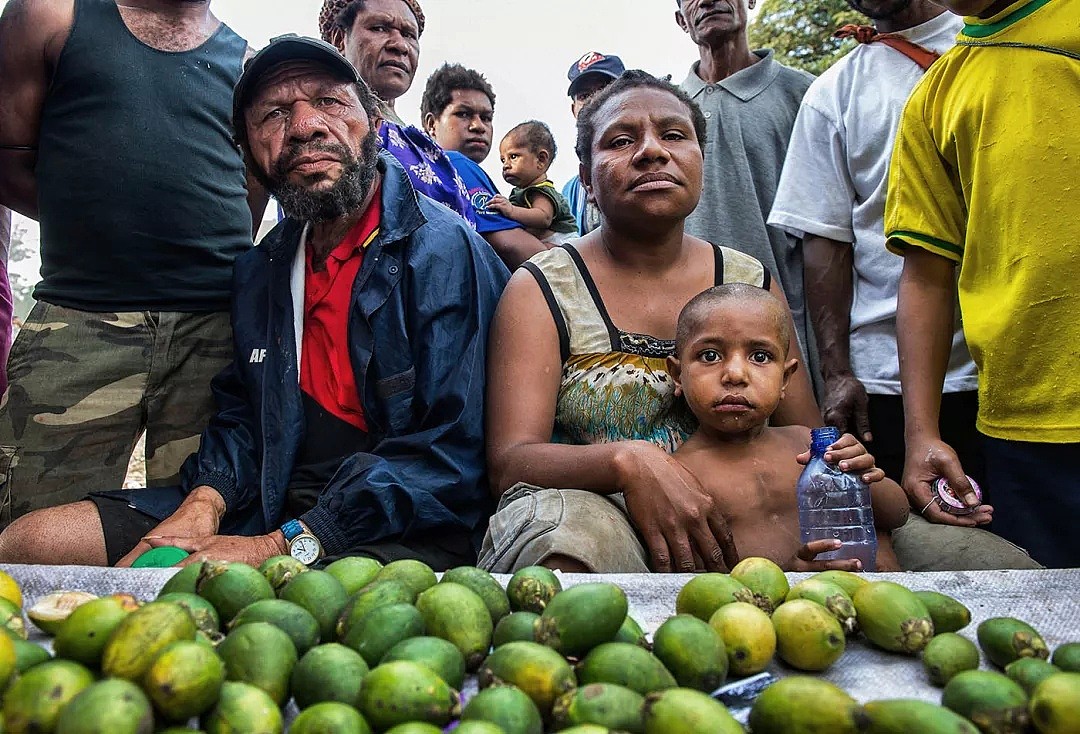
[
  {"x1": 676, "y1": 0, "x2": 749, "y2": 45},
  {"x1": 425, "y1": 89, "x2": 494, "y2": 163},
  {"x1": 342, "y1": 0, "x2": 421, "y2": 103},
  {"x1": 244, "y1": 61, "x2": 381, "y2": 221},
  {"x1": 846, "y1": 0, "x2": 911, "y2": 19},
  {"x1": 570, "y1": 76, "x2": 613, "y2": 120}
]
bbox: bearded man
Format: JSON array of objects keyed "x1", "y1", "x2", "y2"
[{"x1": 0, "y1": 36, "x2": 509, "y2": 571}]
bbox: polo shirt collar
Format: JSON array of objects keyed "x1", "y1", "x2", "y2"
[{"x1": 681, "y1": 49, "x2": 780, "y2": 103}]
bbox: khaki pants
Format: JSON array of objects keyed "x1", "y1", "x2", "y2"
[
  {"x1": 0, "y1": 302, "x2": 231, "y2": 526},
  {"x1": 479, "y1": 484, "x2": 650, "y2": 573},
  {"x1": 479, "y1": 483, "x2": 1042, "y2": 573},
  {"x1": 891, "y1": 513, "x2": 1042, "y2": 571}
]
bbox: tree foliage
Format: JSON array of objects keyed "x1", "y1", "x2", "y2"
[
  {"x1": 748, "y1": 0, "x2": 865, "y2": 75},
  {"x1": 7, "y1": 220, "x2": 38, "y2": 321}
]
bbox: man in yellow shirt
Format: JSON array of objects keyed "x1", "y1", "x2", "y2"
[{"x1": 885, "y1": 0, "x2": 1079, "y2": 567}]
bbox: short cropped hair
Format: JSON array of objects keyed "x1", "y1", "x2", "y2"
[
  {"x1": 420, "y1": 63, "x2": 495, "y2": 121},
  {"x1": 675, "y1": 283, "x2": 792, "y2": 356},
  {"x1": 504, "y1": 120, "x2": 558, "y2": 161},
  {"x1": 574, "y1": 69, "x2": 706, "y2": 170}
]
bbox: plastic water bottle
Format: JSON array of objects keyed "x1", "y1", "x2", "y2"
[{"x1": 796, "y1": 426, "x2": 878, "y2": 571}]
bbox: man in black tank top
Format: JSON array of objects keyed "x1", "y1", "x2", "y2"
[{"x1": 0, "y1": 0, "x2": 267, "y2": 525}]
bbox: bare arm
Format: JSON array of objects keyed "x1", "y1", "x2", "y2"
[
  {"x1": 512, "y1": 194, "x2": 555, "y2": 229},
  {"x1": 486, "y1": 267, "x2": 632, "y2": 495},
  {"x1": 245, "y1": 171, "x2": 270, "y2": 240},
  {"x1": 0, "y1": 0, "x2": 73, "y2": 219},
  {"x1": 115, "y1": 485, "x2": 225, "y2": 566},
  {"x1": 804, "y1": 234, "x2": 872, "y2": 440},
  {"x1": 897, "y1": 248, "x2": 953, "y2": 446},
  {"x1": 897, "y1": 247, "x2": 987, "y2": 526},
  {"x1": 485, "y1": 268, "x2": 739, "y2": 571},
  {"x1": 768, "y1": 276, "x2": 822, "y2": 428},
  {"x1": 487, "y1": 193, "x2": 555, "y2": 230},
  {"x1": 870, "y1": 477, "x2": 910, "y2": 532},
  {"x1": 481, "y1": 227, "x2": 549, "y2": 270}
]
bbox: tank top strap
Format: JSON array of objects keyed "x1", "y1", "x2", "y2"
[
  {"x1": 713, "y1": 243, "x2": 771, "y2": 290},
  {"x1": 521, "y1": 244, "x2": 618, "y2": 363}
]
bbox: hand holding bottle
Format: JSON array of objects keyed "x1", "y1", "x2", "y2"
[
  {"x1": 797, "y1": 427, "x2": 879, "y2": 572},
  {"x1": 796, "y1": 431, "x2": 885, "y2": 485}
]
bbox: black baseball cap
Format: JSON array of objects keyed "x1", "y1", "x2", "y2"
[
  {"x1": 233, "y1": 34, "x2": 360, "y2": 122},
  {"x1": 567, "y1": 51, "x2": 626, "y2": 96}
]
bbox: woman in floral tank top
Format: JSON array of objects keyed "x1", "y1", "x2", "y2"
[{"x1": 478, "y1": 72, "x2": 820, "y2": 576}]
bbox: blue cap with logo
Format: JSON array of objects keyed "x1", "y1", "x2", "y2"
[{"x1": 566, "y1": 51, "x2": 626, "y2": 96}]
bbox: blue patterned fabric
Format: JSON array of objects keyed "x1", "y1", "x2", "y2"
[
  {"x1": 446, "y1": 151, "x2": 521, "y2": 234},
  {"x1": 379, "y1": 121, "x2": 477, "y2": 228}
]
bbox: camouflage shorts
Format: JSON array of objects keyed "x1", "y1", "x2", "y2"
[{"x1": 0, "y1": 302, "x2": 232, "y2": 526}]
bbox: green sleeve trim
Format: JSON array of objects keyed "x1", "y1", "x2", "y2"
[
  {"x1": 887, "y1": 230, "x2": 964, "y2": 259},
  {"x1": 962, "y1": 0, "x2": 1052, "y2": 38}
]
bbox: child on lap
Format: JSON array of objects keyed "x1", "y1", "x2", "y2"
[{"x1": 669, "y1": 284, "x2": 907, "y2": 571}]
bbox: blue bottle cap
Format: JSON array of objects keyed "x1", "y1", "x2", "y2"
[{"x1": 809, "y1": 426, "x2": 841, "y2": 455}]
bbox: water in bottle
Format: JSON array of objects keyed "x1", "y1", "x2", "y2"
[{"x1": 796, "y1": 426, "x2": 877, "y2": 571}]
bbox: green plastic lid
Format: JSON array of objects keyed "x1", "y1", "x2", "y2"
[{"x1": 130, "y1": 546, "x2": 190, "y2": 568}]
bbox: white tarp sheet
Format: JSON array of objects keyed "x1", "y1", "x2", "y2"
[{"x1": 3, "y1": 565, "x2": 1077, "y2": 722}]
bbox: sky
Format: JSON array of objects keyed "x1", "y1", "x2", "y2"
[
  {"x1": 3, "y1": 0, "x2": 714, "y2": 284},
  {"x1": 210, "y1": 0, "x2": 699, "y2": 186}
]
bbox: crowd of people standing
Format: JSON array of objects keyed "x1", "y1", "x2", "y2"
[{"x1": 0, "y1": 0, "x2": 1073, "y2": 572}]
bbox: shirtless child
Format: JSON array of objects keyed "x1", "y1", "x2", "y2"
[{"x1": 670, "y1": 284, "x2": 907, "y2": 571}]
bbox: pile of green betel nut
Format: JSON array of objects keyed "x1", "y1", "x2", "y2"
[{"x1": 0, "y1": 556, "x2": 1075, "y2": 733}]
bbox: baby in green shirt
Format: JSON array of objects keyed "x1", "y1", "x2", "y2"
[{"x1": 487, "y1": 120, "x2": 578, "y2": 243}]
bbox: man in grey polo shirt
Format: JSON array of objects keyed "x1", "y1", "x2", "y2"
[{"x1": 675, "y1": 0, "x2": 820, "y2": 394}]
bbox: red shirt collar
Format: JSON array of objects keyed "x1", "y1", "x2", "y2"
[{"x1": 307, "y1": 184, "x2": 382, "y2": 266}]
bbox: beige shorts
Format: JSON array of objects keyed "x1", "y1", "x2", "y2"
[
  {"x1": 478, "y1": 483, "x2": 650, "y2": 573},
  {"x1": 477, "y1": 483, "x2": 1042, "y2": 573},
  {"x1": 891, "y1": 513, "x2": 1042, "y2": 571}
]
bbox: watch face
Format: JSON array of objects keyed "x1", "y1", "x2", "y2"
[{"x1": 290, "y1": 535, "x2": 321, "y2": 565}]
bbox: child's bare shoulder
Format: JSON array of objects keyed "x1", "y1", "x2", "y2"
[{"x1": 769, "y1": 424, "x2": 811, "y2": 450}]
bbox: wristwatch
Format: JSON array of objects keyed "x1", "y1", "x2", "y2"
[{"x1": 280, "y1": 519, "x2": 322, "y2": 566}]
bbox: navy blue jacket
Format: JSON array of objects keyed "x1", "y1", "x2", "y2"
[{"x1": 176, "y1": 153, "x2": 509, "y2": 556}]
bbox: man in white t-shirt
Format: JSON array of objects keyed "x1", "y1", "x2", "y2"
[
  {"x1": 767, "y1": 1, "x2": 1042, "y2": 570},
  {"x1": 769, "y1": 0, "x2": 975, "y2": 482}
]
